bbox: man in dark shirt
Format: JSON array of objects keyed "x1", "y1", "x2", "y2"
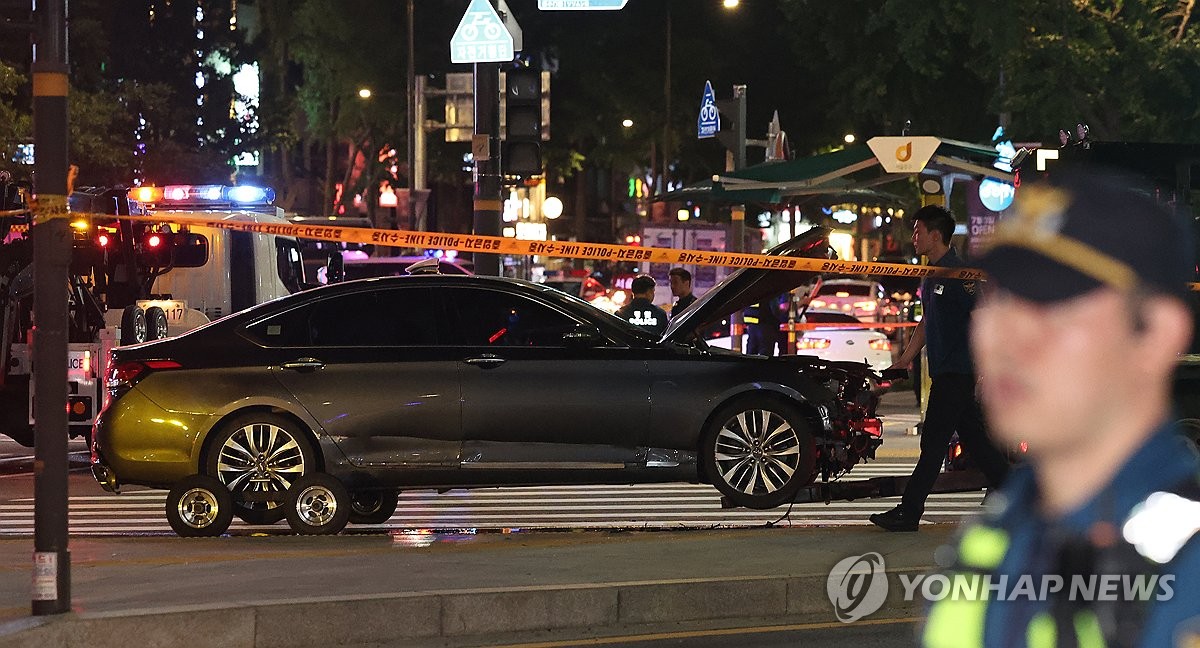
[
  {"x1": 616, "y1": 274, "x2": 669, "y2": 336},
  {"x1": 668, "y1": 267, "x2": 696, "y2": 319},
  {"x1": 870, "y1": 205, "x2": 1010, "y2": 532}
]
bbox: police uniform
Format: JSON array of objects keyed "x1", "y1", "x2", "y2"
[
  {"x1": 923, "y1": 171, "x2": 1200, "y2": 647},
  {"x1": 898, "y1": 248, "x2": 1010, "y2": 518},
  {"x1": 744, "y1": 294, "x2": 786, "y2": 356},
  {"x1": 617, "y1": 297, "x2": 668, "y2": 336},
  {"x1": 923, "y1": 424, "x2": 1200, "y2": 648}
]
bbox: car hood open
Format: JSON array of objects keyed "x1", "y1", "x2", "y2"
[{"x1": 662, "y1": 226, "x2": 835, "y2": 344}]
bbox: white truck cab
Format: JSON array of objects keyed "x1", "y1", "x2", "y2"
[{"x1": 0, "y1": 184, "x2": 307, "y2": 446}]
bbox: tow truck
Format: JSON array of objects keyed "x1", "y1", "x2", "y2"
[{"x1": 0, "y1": 183, "x2": 308, "y2": 447}]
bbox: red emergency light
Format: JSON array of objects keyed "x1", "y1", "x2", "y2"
[
  {"x1": 147, "y1": 234, "x2": 163, "y2": 248},
  {"x1": 97, "y1": 233, "x2": 110, "y2": 247}
]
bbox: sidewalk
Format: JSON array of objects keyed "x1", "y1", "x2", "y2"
[{"x1": 0, "y1": 525, "x2": 953, "y2": 648}]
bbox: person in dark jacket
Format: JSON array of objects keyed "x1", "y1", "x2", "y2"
[
  {"x1": 616, "y1": 274, "x2": 668, "y2": 336},
  {"x1": 668, "y1": 267, "x2": 696, "y2": 319}
]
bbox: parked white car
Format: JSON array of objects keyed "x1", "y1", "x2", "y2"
[
  {"x1": 794, "y1": 310, "x2": 892, "y2": 371},
  {"x1": 807, "y1": 278, "x2": 889, "y2": 322}
]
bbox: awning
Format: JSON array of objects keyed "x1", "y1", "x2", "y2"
[{"x1": 663, "y1": 136, "x2": 1014, "y2": 205}]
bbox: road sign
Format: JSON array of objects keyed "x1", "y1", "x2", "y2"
[
  {"x1": 697, "y1": 80, "x2": 719, "y2": 139},
  {"x1": 451, "y1": 0, "x2": 515, "y2": 64},
  {"x1": 538, "y1": 0, "x2": 628, "y2": 9}
]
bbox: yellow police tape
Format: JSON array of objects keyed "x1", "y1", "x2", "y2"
[
  {"x1": 8, "y1": 210, "x2": 1200, "y2": 291},
  {"x1": 782, "y1": 321, "x2": 920, "y2": 331},
  {"x1": 107, "y1": 213, "x2": 984, "y2": 281}
]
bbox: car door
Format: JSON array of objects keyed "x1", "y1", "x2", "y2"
[
  {"x1": 263, "y1": 285, "x2": 463, "y2": 466},
  {"x1": 448, "y1": 286, "x2": 650, "y2": 468}
]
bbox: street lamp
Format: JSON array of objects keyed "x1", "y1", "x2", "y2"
[
  {"x1": 844, "y1": 133, "x2": 855, "y2": 144},
  {"x1": 622, "y1": 118, "x2": 634, "y2": 128},
  {"x1": 544, "y1": 196, "x2": 564, "y2": 220},
  {"x1": 723, "y1": 0, "x2": 740, "y2": 8},
  {"x1": 358, "y1": 88, "x2": 372, "y2": 99}
]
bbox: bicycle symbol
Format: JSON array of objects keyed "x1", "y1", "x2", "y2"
[
  {"x1": 462, "y1": 14, "x2": 505, "y2": 41},
  {"x1": 699, "y1": 103, "x2": 718, "y2": 123}
]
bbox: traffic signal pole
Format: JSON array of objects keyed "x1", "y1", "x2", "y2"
[
  {"x1": 473, "y1": 61, "x2": 502, "y2": 276},
  {"x1": 31, "y1": 0, "x2": 72, "y2": 616},
  {"x1": 717, "y1": 85, "x2": 747, "y2": 352}
]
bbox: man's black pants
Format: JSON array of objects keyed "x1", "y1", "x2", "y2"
[{"x1": 900, "y1": 372, "x2": 1010, "y2": 517}]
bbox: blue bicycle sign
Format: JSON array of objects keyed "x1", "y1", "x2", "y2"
[{"x1": 697, "y1": 81, "x2": 720, "y2": 139}]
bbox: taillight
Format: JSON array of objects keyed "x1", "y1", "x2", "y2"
[
  {"x1": 797, "y1": 337, "x2": 831, "y2": 350},
  {"x1": 869, "y1": 339, "x2": 891, "y2": 351},
  {"x1": 106, "y1": 359, "x2": 183, "y2": 390}
]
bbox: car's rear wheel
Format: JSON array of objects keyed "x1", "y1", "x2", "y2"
[
  {"x1": 702, "y1": 396, "x2": 815, "y2": 510},
  {"x1": 166, "y1": 474, "x2": 234, "y2": 537},
  {"x1": 349, "y1": 489, "x2": 399, "y2": 525},
  {"x1": 205, "y1": 413, "x2": 315, "y2": 525},
  {"x1": 286, "y1": 473, "x2": 351, "y2": 535}
]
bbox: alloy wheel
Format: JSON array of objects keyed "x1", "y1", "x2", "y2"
[
  {"x1": 295, "y1": 484, "x2": 340, "y2": 527},
  {"x1": 175, "y1": 487, "x2": 220, "y2": 529},
  {"x1": 215, "y1": 422, "x2": 308, "y2": 514},
  {"x1": 713, "y1": 408, "x2": 802, "y2": 496}
]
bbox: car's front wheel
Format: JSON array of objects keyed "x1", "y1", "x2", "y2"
[
  {"x1": 702, "y1": 396, "x2": 815, "y2": 510},
  {"x1": 205, "y1": 413, "x2": 316, "y2": 525}
]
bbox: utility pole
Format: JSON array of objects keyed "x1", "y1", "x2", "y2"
[
  {"x1": 472, "y1": 60, "x2": 502, "y2": 276},
  {"x1": 717, "y1": 85, "x2": 747, "y2": 352},
  {"x1": 31, "y1": 0, "x2": 72, "y2": 615},
  {"x1": 406, "y1": 0, "x2": 419, "y2": 231}
]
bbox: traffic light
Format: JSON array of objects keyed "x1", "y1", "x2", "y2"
[{"x1": 504, "y1": 67, "x2": 542, "y2": 177}]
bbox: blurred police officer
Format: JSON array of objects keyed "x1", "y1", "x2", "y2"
[
  {"x1": 744, "y1": 294, "x2": 787, "y2": 356},
  {"x1": 617, "y1": 274, "x2": 668, "y2": 336},
  {"x1": 871, "y1": 205, "x2": 1010, "y2": 532},
  {"x1": 922, "y1": 171, "x2": 1200, "y2": 647},
  {"x1": 668, "y1": 267, "x2": 696, "y2": 319}
]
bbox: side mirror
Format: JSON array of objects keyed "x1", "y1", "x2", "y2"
[
  {"x1": 563, "y1": 324, "x2": 602, "y2": 348},
  {"x1": 325, "y1": 251, "x2": 345, "y2": 284}
]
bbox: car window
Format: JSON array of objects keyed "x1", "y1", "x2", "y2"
[
  {"x1": 275, "y1": 238, "x2": 305, "y2": 293},
  {"x1": 244, "y1": 287, "x2": 442, "y2": 347},
  {"x1": 445, "y1": 288, "x2": 581, "y2": 347}
]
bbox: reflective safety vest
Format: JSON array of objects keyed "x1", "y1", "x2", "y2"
[{"x1": 923, "y1": 476, "x2": 1200, "y2": 648}]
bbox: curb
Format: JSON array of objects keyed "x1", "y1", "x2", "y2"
[{"x1": 0, "y1": 568, "x2": 932, "y2": 648}]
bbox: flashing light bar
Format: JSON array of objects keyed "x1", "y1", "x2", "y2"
[{"x1": 127, "y1": 185, "x2": 275, "y2": 206}]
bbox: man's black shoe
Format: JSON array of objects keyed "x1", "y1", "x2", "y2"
[{"x1": 869, "y1": 507, "x2": 920, "y2": 532}]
